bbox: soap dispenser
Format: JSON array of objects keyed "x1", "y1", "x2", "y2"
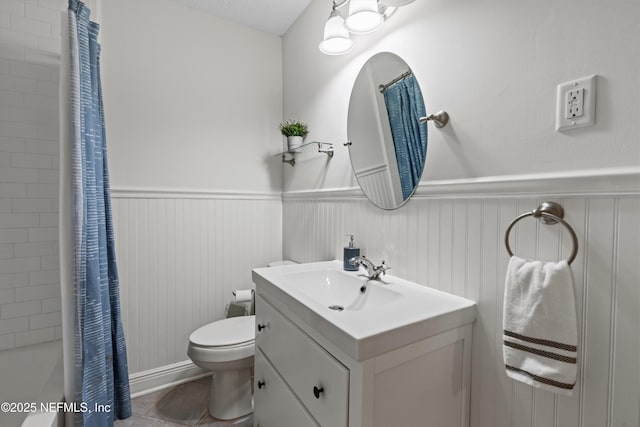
[{"x1": 343, "y1": 234, "x2": 360, "y2": 271}]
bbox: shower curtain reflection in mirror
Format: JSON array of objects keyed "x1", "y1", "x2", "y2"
[{"x1": 382, "y1": 74, "x2": 428, "y2": 200}]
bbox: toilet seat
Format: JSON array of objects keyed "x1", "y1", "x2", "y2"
[
  {"x1": 188, "y1": 315, "x2": 255, "y2": 364},
  {"x1": 189, "y1": 315, "x2": 255, "y2": 347}
]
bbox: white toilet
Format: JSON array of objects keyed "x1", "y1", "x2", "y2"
[
  {"x1": 188, "y1": 315, "x2": 255, "y2": 420},
  {"x1": 187, "y1": 260, "x2": 295, "y2": 420}
]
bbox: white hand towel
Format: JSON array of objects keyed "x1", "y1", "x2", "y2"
[{"x1": 503, "y1": 256, "x2": 578, "y2": 395}]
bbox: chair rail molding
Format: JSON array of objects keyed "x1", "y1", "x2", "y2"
[{"x1": 283, "y1": 166, "x2": 640, "y2": 201}]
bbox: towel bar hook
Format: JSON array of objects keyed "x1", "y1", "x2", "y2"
[{"x1": 504, "y1": 202, "x2": 579, "y2": 265}]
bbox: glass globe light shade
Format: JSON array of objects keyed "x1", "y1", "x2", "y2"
[
  {"x1": 319, "y1": 12, "x2": 354, "y2": 55},
  {"x1": 345, "y1": 0, "x2": 384, "y2": 34}
]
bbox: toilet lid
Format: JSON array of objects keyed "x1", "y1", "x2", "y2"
[{"x1": 189, "y1": 315, "x2": 255, "y2": 348}]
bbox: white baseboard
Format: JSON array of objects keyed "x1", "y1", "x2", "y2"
[{"x1": 128, "y1": 360, "x2": 210, "y2": 398}]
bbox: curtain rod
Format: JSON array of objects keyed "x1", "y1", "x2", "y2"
[{"x1": 378, "y1": 70, "x2": 412, "y2": 93}]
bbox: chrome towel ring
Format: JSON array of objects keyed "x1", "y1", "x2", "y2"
[{"x1": 504, "y1": 202, "x2": 579, "y2": 265}]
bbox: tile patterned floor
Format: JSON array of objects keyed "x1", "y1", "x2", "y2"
[{"x1": 115, "y1": 377, "x2": 253, "y2": 427}]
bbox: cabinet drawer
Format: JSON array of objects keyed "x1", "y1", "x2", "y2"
[
  {"x1": 256, "y1": 295, "x2": 349, "y2": 427},
  {"x1": 254, "y1": 349, "x2": 319, "y2": 427}
]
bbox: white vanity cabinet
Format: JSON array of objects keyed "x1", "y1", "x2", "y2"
[
  {"x1": 253, "y1": 291, "x2": 474, "y2": 427},
  {"x1": 254, "y1": 295, "x2": 348, "y2": 427}
]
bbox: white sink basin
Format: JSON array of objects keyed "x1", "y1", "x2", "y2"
[
  {"x1": 283, "y1": 269, "x2": 403, "y2": 311},
  {"x1": 252, "y1": 260, "x2": 476, "y2": 361}
]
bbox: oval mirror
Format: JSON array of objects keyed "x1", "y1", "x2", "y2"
[{"x1": 347, "y1": 52, "x2": 427, "y2": 209}]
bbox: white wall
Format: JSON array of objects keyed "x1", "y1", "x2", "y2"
[
  {"x1": 112, "y1": 191, "x2": 282, "y2": 375},
  {"x1": 282, "y1": 1, "x2": 639, "y2": 426},
  {"x1": 102, "y1": 0, "x2": 283, "y2": 192},
  {"x1": 101, "y1": 0, "x2": 285, "y2": 375},
  {"x1": 282, "y1": 0, "x2": 639, "y2": 192},
  {"x1": 0, "y1": 0, "x2": 65, "y2": 351},
  {"x1": 282, "y1": 186, "x2": 639, "y2": 427}
]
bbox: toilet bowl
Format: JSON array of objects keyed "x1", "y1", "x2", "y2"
[
  {"x1": 187, "y1": 315, "x2": 255, "y2": 420},
  {"x1": 187, "y1": 260, "x2": 296, "y2": 420}
]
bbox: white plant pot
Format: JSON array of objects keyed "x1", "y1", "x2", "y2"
[{"x1": 287, "y1": 136, "x2": 303, "y2": 151}]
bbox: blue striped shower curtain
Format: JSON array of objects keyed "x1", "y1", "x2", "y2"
[
  {"x1": 67, "y1": 1, "x2": 131, "y2": 425},
  {"x1": 383, "y1": 75, "x2": 428, "y2": 200}
]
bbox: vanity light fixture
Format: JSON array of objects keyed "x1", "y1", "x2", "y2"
[{"x1": 319, "y1": 0, "x2": 414, "y2": 55}]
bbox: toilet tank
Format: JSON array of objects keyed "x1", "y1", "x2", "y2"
[{"x1": 267, "y1": 260, "x2": 297, "y2": 267}]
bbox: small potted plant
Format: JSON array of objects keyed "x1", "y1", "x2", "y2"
[{"x1": 279, "y1": 119, "x2": 309, "y2": 151}]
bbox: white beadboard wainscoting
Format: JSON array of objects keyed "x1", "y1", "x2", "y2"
[
  {"x1": 111, "y1": 188, "x2": 282, "y2": 380},
  {"x1": 282, "y1": 170, "x2": 639, "y2": 427}
]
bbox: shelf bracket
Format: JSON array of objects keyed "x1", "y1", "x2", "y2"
[
  {"x1": 276, "y1": 141, "x2": 334, "y2": 166},
  {"x1": 281, "y1": 153, "x2": 295, "y2": 167},
  {"x1": 316, "y1": 142, "x2": 334, "y2": 157}
]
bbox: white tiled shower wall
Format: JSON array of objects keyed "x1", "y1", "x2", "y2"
[{"x1": 0, "y1": 0, "x2": 66, "y2": 350}]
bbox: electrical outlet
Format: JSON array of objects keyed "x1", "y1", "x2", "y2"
[
  {"x1": 556, "y1": 75, "x2": 597, "y2": 132},
  {"x1": 565, "y1": 87, "x2": 584, "y2": 119}
]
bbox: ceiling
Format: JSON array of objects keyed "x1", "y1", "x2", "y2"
[{"x1": 175, "y1": 0, "x2": 314, "y2": 36}]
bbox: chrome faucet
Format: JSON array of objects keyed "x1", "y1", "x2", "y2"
[{"x1": 349, "y1": 255, "x2": 390, "y2": 280}]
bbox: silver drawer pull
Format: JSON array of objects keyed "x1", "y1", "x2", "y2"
[{"x1": 313, "y1": 386, "x2": 324, "y2": 399}]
